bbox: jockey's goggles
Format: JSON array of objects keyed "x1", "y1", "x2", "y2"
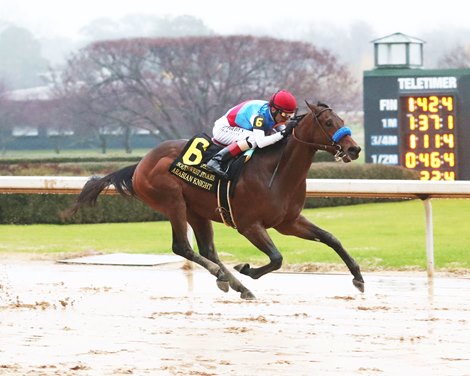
[{"x1": 279, "y1": 111, "x2": 295, "y2": 119}]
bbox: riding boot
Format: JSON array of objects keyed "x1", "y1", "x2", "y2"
[{"x1": 206, "y1": 143, "x2": 243, "y2": 179}]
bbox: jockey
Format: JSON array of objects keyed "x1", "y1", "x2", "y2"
[{"x1": 206, "y1": 89, "x2": 297, "y2": 179}]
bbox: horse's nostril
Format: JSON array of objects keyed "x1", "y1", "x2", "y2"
[{"x1": 348, "y1": 146, "x2": 361, "y2": 158}]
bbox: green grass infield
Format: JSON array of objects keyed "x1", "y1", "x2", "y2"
[{"x1": 1, "y1": 200, "x2": 468, "y2": 272}]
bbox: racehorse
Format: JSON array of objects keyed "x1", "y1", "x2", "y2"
[{"x1": 71, "y1": 102, "x2": 364, "y2": 299}]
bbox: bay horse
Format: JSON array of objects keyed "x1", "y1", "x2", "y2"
[{"x1": 71, "y1": 102, "x2": 364, "y2": 299}]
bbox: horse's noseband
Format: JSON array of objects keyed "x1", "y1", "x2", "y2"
[
  {"x1": 292, "y1": 106, "x2": 353, "y2": 162},
  {"x1": 332, "y1": 127, "x2": 352, "y2": 143},
  {"x1": 331, "y1": 127, "x2": 352, "y2": 161}
]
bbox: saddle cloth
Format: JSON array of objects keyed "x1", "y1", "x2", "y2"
[{"x1": 168, "y1": 133, "x2": 249, "y2": 228}]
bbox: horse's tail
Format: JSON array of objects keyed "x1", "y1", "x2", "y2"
[{"x1": 69, "y1": 164, "x2": 138, "y2": 216}]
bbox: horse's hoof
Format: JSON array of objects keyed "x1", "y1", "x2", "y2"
[
  {"x1": 216, "y1": 278, "x2": 230, "y2": 293},
  {"x1": 353, "y1": 278, "x2": 365, "y2": 293},
  {"x1": 234, "y1": 263, "x2": 250, "y2": 275},
  {"x1": 240, "y1": 290, "x2": 256, "y2": 300}
]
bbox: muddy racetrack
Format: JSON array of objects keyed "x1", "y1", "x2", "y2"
[{"x1": 1, "y1": 257, "x2": 469, "y2": 375}]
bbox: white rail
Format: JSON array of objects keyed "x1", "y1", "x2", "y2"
[
  {"x1": 0, "y1": 176, "x2": 94, "y2": 194},
  {"x1": 1, "y1": 176, "x2": 470, "y2": 276},
  {"x1": 305, "y1": 179, "x2": 470, "y2": 199}
]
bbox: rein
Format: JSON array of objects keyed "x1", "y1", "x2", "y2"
[{"x1": 292, "y1": 129, "x2": 333, "y2": 151}]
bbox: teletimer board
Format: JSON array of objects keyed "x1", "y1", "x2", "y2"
[{"x1": 363, "y1": 69, "x2": 470, "y2": 180}]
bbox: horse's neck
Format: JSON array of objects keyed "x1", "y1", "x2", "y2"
[{"x1": 277, "y1": 131, "x2": 317, "y2": 189}]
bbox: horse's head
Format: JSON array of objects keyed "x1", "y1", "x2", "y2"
[{"x1": 292, "y1": 101, "x2": 361, "y2": 162}]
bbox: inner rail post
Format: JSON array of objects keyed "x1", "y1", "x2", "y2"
[{"x1": 421, "y1": 197, "x2": 434, "y2": 277}]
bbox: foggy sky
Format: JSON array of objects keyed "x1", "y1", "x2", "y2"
[{"x1": 1, "y1": 0, "x2": 468, "y2": 41}]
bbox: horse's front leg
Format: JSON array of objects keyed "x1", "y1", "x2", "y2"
[
  {"x1": 235, "y1": 224, "x2": 283, "y2": 280},
  {"x1": 275, "y1": 214, "x2": 365, "y2": 292}
]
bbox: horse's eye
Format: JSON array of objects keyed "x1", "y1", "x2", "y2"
[{"x1": 325, "y1": 119, "x2": 333, "y2": 127}]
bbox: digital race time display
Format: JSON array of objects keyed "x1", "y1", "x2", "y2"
[
  {"x1": 399, "y1": 95, "x2": 457, "y2": 180},
  {"x1": 364, "y1": 69, "x2": 470, "y2": 180}
]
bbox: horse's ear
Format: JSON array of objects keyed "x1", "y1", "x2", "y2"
[{"x1": 305, "y1": 100, "x2": 315, "y2": 111}]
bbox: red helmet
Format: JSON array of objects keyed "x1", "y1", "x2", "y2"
[{"x1": 269, "y1": 90, "x2": 297, "y2": 113}]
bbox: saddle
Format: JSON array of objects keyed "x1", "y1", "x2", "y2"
[{"x1": 169, "y1": 133, "x2": 250, "y2": 228}]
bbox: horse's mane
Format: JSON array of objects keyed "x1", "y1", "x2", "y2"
[{"x1": 256, "y1": 136, "x2": 288, "y2": 156}]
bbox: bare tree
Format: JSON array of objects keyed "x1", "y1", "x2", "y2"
[
  {"x1": 437, "y1": 43, "x2": 470, "y2": 68},
  {"x1": 54, "y1": 35, "x2": 360, "y2": 140},
  {"x1": 0, "y1": 81, "x2": 12, "y2": 153},
  {"x1": 0, "y1": 81, "x2": 27, "y2": 154},
  {"x1": 57, "y1": 87, "x2": 118, "y2": 154}
]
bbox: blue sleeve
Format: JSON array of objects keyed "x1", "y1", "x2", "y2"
[{"x1": 252, "y1": 115, "x2": 271, "y2": 132}]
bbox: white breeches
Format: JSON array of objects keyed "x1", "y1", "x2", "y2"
[{"x1": 212, "y1": 118, "x2": 253, "y2": 146}]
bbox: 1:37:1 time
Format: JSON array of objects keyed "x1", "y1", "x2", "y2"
[{"x1": 408, "y1": 114, "x2": 454, "y2": 131}]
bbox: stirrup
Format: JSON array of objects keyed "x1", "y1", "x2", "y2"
[{"x1": 206, "y1": 161, "x2": 229, "y2": 179}]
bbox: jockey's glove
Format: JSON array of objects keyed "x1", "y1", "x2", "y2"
[{"x1": 281, "y1": 119, "x2": 297, "y2": 138}]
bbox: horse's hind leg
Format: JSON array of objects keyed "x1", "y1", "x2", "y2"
[
  {"x1": 275, "y1": 214, "x2": 365, "y2": 292},
  {"x1": 187, "y1": 212, "x2": 256, "y2": 300},
  {"x1": 168, "y1": 213, "x2": 229, "y2": 288}
]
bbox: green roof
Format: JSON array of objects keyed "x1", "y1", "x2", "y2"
[{"x1": 371, "y1": 32, "x2": 425, "y2": 45}]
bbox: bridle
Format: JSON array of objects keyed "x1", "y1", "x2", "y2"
[
  {"x1": 291, "y1": 106, "x2": 352, "y2": 162},
  {"x1": 269, "y1": 105, "x2": 352, "y2": 188}
]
